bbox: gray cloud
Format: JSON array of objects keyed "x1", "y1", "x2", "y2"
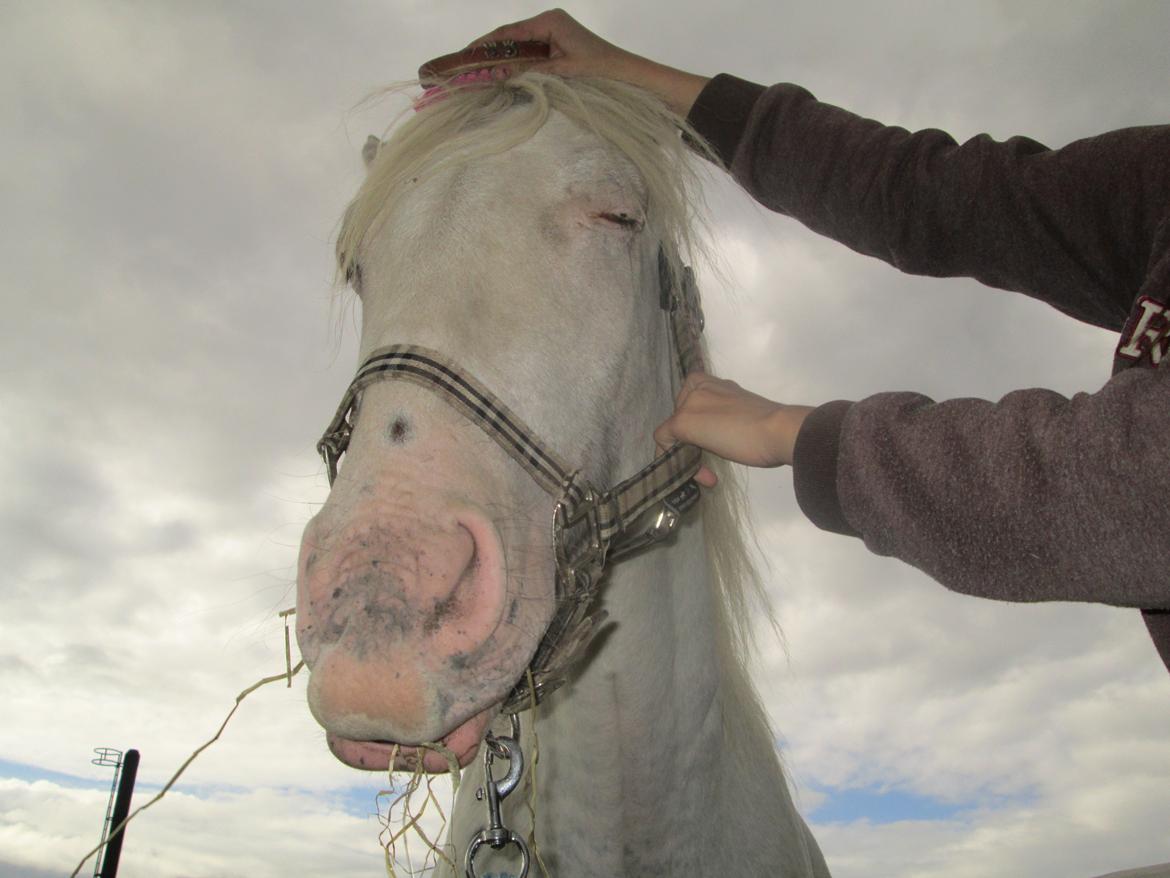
[{"x1": 2, "y1": 1, "x2": 1168, "y2": 876}]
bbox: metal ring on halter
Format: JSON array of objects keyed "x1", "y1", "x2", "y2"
[
  {"x1": 465, "y1": 733, "x2": 529, "y2": 878},
  {"x1": 486, "y1": 713, "x2": 522, "y2": 758},
  {"x1": 465, "y1": 833, "x2": 529, "y2": 878}
]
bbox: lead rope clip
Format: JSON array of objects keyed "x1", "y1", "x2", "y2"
[{"x1": 465, "y1": 718, "x2": 529, "y2": 878}]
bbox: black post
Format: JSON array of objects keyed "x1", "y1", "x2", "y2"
[{"x1": 99, "y1": 748, "x2": 139, "y2": 878}]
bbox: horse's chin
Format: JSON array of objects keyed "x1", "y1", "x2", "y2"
[{"x1": 326, "y1": 705, "x2": 496, "y2": 773}]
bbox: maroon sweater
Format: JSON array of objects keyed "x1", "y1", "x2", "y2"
[{"x1": 687, "y1": 74, "x2": 1170, "y2": 675}]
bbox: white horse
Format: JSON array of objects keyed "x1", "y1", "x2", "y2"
[{"x1": 296, "y1": 73, "x2": 829, "y2": 877}]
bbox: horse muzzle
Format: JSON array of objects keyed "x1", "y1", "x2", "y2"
[{"x1": 296, "y1": 502, "x2": 513, "y2": 758}]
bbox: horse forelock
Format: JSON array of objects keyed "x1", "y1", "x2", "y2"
[{"x1": 337, "y1": 74, "x2": 715, "y2": 286}]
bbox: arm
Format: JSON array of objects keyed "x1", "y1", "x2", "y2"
[
  {"x1": 657, "y1": 359, "x2": 1170, "y2": 611},
  {"x1": 653, "y1": 103, "x2": 1170, "y2": 611},
  {"x1": 794, "y1": 365, "x2": 1170, "y2": 610},
  {"x1": 686, "y1": 81, "x2": 1170, "y2": 608},
  {"x1": 688, "y1": 75, "x2": 1170, "y2": 330}
]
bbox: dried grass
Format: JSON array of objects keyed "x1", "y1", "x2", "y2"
[{"x1": 69, "y1": 609, "x2": 306, "y2": 877}]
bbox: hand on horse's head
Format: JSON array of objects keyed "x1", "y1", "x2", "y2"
[
  {"x1": 467, "y1": 9, "x2": 711, "y2": 117},
  {"x1": 468, "y1": 9, "x2": 634, "y2": 80}
]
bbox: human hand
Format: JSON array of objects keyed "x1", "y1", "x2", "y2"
[
  {"x1": 470, "y1": 9, "x2": 637, "y2": 80},
  {"x1": 468, "y1": 9, "x2": 709, "y2": 116},
  {"x1": 653, "y1": 373, "x2": 814, "y2": 487}
]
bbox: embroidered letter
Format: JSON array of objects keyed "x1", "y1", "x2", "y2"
[{"x1": 1117, "y1": 296, "x2": 1167, "y2": 361}]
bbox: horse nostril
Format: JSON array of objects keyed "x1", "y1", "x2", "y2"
[{"x1": 299, "y1": 511, "x2": 506, "y2": 664}]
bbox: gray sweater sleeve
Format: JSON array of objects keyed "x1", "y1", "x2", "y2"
[
  {"x1": 688, "y1": 76, "x2": 1168, "y2": 328},
  {"x1": 797, "y1": 372, "x2": 1170, "y2": 609},
  {"x1": 687, "y1": 75, "x2": 1170, "y2": 612}
]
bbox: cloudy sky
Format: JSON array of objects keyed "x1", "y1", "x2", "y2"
[{"x1": 3, "y1": 2, "x2": 1169, "y2": 876}]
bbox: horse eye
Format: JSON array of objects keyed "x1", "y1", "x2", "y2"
[{"x1": 598, "y1": 212, "x2": 643, "y2": 231}]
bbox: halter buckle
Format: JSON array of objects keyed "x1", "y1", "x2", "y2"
[
  {"x1": 608, "y1": 478, "x2": 701, "y2": 562},
  {"x1": 496, "y1": 482, "x2": 610, "y2": 715},
  {"x1": 317, "y1": 399, "x2": 357, "y2": 486},
  {"x1": 316, "y1": 429, "x2": 349, "y2": 486},
  {"x1": 552, "y1": 482, "x2": 607, "y2": 593}
]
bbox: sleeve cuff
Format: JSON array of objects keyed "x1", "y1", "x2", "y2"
[
  {"x1": 686, "y1": 73, "x2": 767, "y2": 169},
  {"x1": 793, "y1": 400, "x2": 859, "y2": 537}
]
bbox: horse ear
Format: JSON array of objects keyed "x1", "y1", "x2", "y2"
[{"x1": 362, "y1": 135, "x2": 381, "y2": 170}]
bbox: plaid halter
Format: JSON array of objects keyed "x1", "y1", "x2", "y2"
[{"x1": 316, "y1": 245, "x2": 707, "y2": 713}]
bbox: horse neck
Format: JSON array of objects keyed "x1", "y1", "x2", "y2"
[
  {"x1": 534, "y1": 523, "x2": 736, "y2": 866},
  {"x1": 446, "y1": 268, "x2": 829, "y2": 877},
  {"x1": 518, "y1": 394, "x2": 827, "y2": 874}
]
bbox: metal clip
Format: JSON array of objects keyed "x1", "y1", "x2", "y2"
[
  {"x1": 317, "y1": 405, "x2": 355, "y2": 487},
  {"x1": 664, "y1": 478, "x2": 702, "y2": 518},
  {"x1": 608, "y1": 479, "x2": 701, "y2": 562},
  {"x1": 465, "y1": 728, "x2": 529, "y2": 878}
]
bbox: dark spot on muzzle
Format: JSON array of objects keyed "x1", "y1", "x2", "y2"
[
  {"x1": 423, "y1": 591, "x2": 459, "y2": 636},
  {"x1": 387, "y1": 415, "x2": 412, "y2": 444}
]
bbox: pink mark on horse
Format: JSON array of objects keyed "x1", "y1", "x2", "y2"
[{"x1": 414, "y1": 68, "x2": 506, "y2": 112}]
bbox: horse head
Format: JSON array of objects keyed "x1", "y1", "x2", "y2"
[{"x1": 297, "y1": 75, "x2": 708, "y2": 773}]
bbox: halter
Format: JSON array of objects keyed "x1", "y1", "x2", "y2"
[{"x1": 316, "y1": 246, "x2": 707, "y2": 712}]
